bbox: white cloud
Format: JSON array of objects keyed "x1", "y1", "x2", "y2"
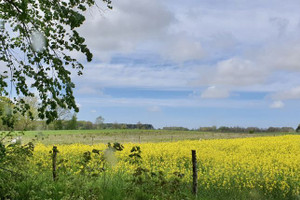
[
  {"x1": 201, "y1": 86, "x2": 230, "y2": 99},
  {"x1": 74, "y1": 63, "x2": 199, "y2": 89},
  {"x1": 77, "y1": 96, "x2": 265, "y2": 109},
  {"x1": 269, "y1": 17, "x2": 289, "y2": 37},
  {"x1": 207, "y1": 32, "x2": 238, "y2": 55},
  {"x1": 257, "y1": 39, "x2": 300, "y2": 71},
  {"x1": 147, "y1": 106, "x2": 161, "y2": 112},
  {"x1": 212, "y1": 58, "x2": 267, "y2": 86},
  {"x1": 270, "y1": 100, "x2": 285, "y2": 109},
  {"x1": 76, "y1": 0, "x2": 213, "y2": 63},
  {"x1": 76, "y1": 86, "x2": 100, "y2": 95},
  {"x1": 159, "y1": 35, "x2": 205, "y2": 62},
  {"x1": 272, "y1": 86, "x2": 300, "y2": 100},
  {"x1": 79, "y1": 0, "x2": 174, "y2": 60}
]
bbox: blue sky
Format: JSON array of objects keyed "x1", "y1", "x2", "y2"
[{"x1": 71, "y1": 0, "x2": 300, "y2": 129}]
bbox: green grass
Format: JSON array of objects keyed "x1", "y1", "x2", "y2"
[
  {"x1": 13, "y1": 129, "x2": 296, "y2": 145},
  {"x1": 0, "y1": 169, "x2": 289, "y2": 200}
]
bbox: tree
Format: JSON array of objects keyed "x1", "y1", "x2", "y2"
[
  {"x1": 14, "y1": 96, "x2": 39, "y2": 131},
  {"x1": 95, "y1": 116, "x2": 104, "y2": 129},
  {"x1": 136, "y1": 121, "x2": 143, "y2": 129},
  {"x1": 53, "y1": 106, "x2": 72, "y2": 130},
  {"x1": 77, "y1": 120, "x2": 93, "y2": 130},
  {"x1": 0, "y1": 1, "x2": 112, "y2": 177},
  {"x1": 296, "y1": 125, "x2": 300, "y2": 133},
  {"x1": 0, "y1": 96, "x2": 16, "y2": 130},
  {"x1": 0, "y1": 0, "x2": 112, "y2": 126},
  {"x1": 67, "y1": 113, "x2": 77, "y2": 130}
]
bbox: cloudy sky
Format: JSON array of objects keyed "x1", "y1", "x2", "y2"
[{"x1": 72, "y1": 0, "x2": 300, "y2": 129}]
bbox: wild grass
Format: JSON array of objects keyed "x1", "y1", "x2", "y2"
[
  {"x1": 19, "y1": 129, "x2": 294, "y2": 145},
  {"x1": 0, "y1": 170, "x2": 287, "y2": 200}
]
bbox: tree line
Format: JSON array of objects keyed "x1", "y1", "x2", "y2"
[
  {"x1": 162, "y1": 126, "x2": 296, "y2": 133},
  {"x1": 13, "y1": 120, "x2": 155, "y2": 131},
  {"x1": 197, "y1": 126, "x2": 296, "y2": 133},
  {"x1": 0, "y1": 96, "x2": 154, "y2": 131},
  {"x1": 0, "y1": 96, "x2": 298, "y2": 132}
]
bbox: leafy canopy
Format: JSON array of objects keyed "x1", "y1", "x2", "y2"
[{"x1": 0, "y1": 0, "x2": 112, "y2": 125}]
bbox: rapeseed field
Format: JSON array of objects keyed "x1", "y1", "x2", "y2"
[{"x1": 30, "y1": 135, "x2": 300, "y2": 198}]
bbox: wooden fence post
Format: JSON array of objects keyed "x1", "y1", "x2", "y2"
[
  {"x1": 52, "y1": 146, "x2": 58, "y2": 181},
  {"x1": 192, "y1": 150, "x2": 198, "y2": 196}
]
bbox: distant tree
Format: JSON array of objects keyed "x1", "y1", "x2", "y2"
[
  {"x1": 14, "y1": 97, "x2": 39, "y2": 131},
  {"x1": 142, "y1": 124, "x2": 154, "y2": 130},
  {"x1": 112, "y1": 122, "x2": 121, "y2": 129},
  {"x1": 246, "y1": 127, "x2": 261, "y2": 133},
  {"x1": 53, "y1": 107, "x2": 72, "y2": 130},
  {"x1": 163, "y1": 126, "x2": 189, "y2": 131},
  {"x1": 77, "y1": 120, "x2": 93, "y2": 130},
  {"x1": 95, "y1": 116, "x2": 104, "y2": 129},
  {"x1": 280, "y1": 127, "x2": 294, "y2": 133},
  {"x1": 120, "y1": 124, "x2": 127, "y2": 129},
  {"x1": 67, "y1": 114, "x2": 77, "y2": 130},
  {"x1": 296, "y1": 125, "x2": 300, "y2": 133},
  {"x1": 267, "y1": 127, "x2": 281, "y2": 132},
  {"x1": 136, "y1": 121, "x2": 143, "y2": 129},
  {"x1": 54, "y1": 119, "x2": 64, "y2": 130},
  {"x1": 199, "y1": 126, "x2": 217, "y2": 132}
]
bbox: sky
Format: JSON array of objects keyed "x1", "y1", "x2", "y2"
[{"x1": 70, "y1": 0, "x2": 300, "y2": 129}]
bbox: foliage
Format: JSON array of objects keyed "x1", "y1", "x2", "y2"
[
  {"x1": 77, "y1": 120, "x2": 93, "y2": 130},
  {"x1": 95, "y1": 116, "x2": 104, "y2": 129},
  {"x1": 67, "y1": 113, "x2": 77, "y2": 130},
  {"x1": 199, "y1": 126, "x2": 295, "y2": 133},
  {"x1": 0, "y1": 142, "x2": 34, "y2": 177},
  {"x1": 128, "y1": 146, "x2": 142, "y2": 164},
  {"x1": 14, "y1": 97, "x2": 39, "y2": 130},
  {"x1": 296, "y1": 124, "x2": 300, "y2": 132},
  {"x1": 107, "y1": 142, "x2": 124, "y2": 151},
  {"x1": 0, "y1": 141, "x2": 5, "y2": 162},
  {"x1": 0, "y1": 97, "x2": 16, "y2": 130},
  {"x1": 162, "y1": 126, "x2": 189, "y2": 131},
  {"x1": 0, "y1": 0, "x2": 112, "y2": 124}
]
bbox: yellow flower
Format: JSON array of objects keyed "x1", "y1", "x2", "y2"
[{"x1": 30, "y1": 135, "x2": 300, "y2": 196}]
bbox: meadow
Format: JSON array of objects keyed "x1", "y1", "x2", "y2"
[
  {"x1": 1, "y1": 132, "x2": 300, "y2": 199},
  {"x1": 20, "y1": 129, "x2": 292, "y2": 145}
]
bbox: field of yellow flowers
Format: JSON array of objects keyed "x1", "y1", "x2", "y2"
[{"x1": 31, "y1": 135, "x2": 300, "y2": 198}]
